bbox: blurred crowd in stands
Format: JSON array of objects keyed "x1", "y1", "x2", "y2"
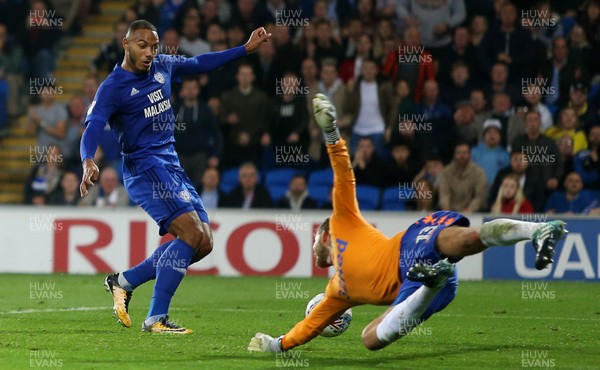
[{"x1": 3, "y1": 0, "x2": 600, "y2": 214}]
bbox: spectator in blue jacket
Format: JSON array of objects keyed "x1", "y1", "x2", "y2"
[
  {"x1": 472, "y1": 118, "x2": 510, "y2": 186},
  {"x1": 574, "y1": 125, "x2": 600, "y2": 188},
  {"x1": 546, "y1": 172, "x2": 597, "y2": 213}
]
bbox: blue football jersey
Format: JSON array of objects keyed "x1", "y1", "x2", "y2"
[{"x1": 84, "y1": 48, "x2": 245, "y2": 178}]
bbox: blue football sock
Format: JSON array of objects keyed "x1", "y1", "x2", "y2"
[
  {"x1": 120, "y1": 241, "x2": 171, "y2": 291},
  {"x1": 146, "y1": 238, "x2": 195, "y2": 323}
]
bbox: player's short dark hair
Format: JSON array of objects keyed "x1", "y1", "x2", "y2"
[{"x1": 126, "y1": 20, "x2": 157, "y2": 38}]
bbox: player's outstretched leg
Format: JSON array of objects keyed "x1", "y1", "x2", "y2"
[
  {"x1": 142, "y1": 212, "x2": 212, "y2": 334},
  {"x1": 361, "y1": 259, "x2": 455, "y2": 350},
  {"x1": 435, "y1": 218, "x2": 568, "y2": 270},
  {"x1": 313, "y1": 93, "x2": 366, "y2": 223}
]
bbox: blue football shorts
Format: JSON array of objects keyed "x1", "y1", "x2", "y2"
[
  {"x1": 125, "y1": 164, "x2": 209, "y2": 236},
  {"x1": 392, "y1": 210, "x2": 471, "y2": 321}
]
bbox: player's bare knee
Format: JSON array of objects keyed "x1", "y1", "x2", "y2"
[
  {"x1": 198, "y1": 229, "x2": 213, "y2": 256},
  {"x1": 179, "y1": 224, "x2": 205, "y2": 250},
  {"x1": 169, "y1": 212, "x2": 206, "y2": 249}
]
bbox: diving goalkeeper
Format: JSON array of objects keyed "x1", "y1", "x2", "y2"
[{"x1": 247, "y1": 94, "x2": 567, "y2": 352}]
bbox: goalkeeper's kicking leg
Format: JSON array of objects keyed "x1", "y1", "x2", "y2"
[
  {"x1": 361, "y1": 218, "x2": 568, "y2": 350},
  {"x1": 313, "y1": 94, "x2": 363, "y2": 225}
]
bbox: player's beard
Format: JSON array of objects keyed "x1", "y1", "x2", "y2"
[{"x1": 128, "y1": 53, "x2": 150, "y2": 74}]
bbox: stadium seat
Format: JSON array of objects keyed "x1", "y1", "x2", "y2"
[
  {"x1": 268, "y1": 185, "x2": 288, "y2": 203},
  {"x1": 397, "y1": 187, "x2": 416, "y2": 202},
  {"x1": 265, "y1": 168, "x2": 305, "y2": 187},
  {"x1": 355, "y1": 185, "x2": 381, "y2": 210},
  {"x1": 309, "y1": 185, "x2": 331, "y2": 207},
  {"x1": 220, "y1": 168, "x2": 239, "y2": 194},
  {"x1": 381, "y1": 187, "x2": 407, "y2": 211},
  {"x1": 308, "y1": 168, "x2": 333, "y2": 188}
]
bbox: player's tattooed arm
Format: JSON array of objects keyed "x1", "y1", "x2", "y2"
[{"x1": 244, "y1": 27, "x2": 272, "y2": 54}]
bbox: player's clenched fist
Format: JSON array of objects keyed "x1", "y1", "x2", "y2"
[
  {"x1": 312, "y1": 93, "x2": 337, "y2": 132},
  {"x1": 80, "y1": 158, "x2": 100, "y2": 197},
  {"x1": 244, "y1": 27, "x2": 272, "y2": 54}
]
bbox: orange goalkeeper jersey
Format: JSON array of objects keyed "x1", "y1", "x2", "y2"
[{"x1": 281, "y1": 140, "x2": 404, "y2": 350}]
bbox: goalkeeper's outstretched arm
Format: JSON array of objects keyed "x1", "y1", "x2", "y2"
[{"x1": 247, "y1": 295, "x2": 351, "y2": 352}]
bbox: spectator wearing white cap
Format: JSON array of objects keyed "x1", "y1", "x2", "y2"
[
  {"x1": 472, "y1": 118, "x2": 510, "y2": 186},
  {"x1": 475, "y1": 92, "x2": 525, "y2": 149}
]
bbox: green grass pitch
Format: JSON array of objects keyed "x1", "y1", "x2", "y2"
[{"x1": 0, "y1": 274, "x2": 599, "y2": 369}]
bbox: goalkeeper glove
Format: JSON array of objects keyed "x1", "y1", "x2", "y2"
[
  {"x1": 248, "y1": 333, "x2": 284, "y2": 352},
  {"x1": 312, "y1": 93, "x2": 337, "y2": 132}
]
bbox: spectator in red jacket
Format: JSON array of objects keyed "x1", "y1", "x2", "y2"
[
  {"x1": 381, "y1": 26, "x2": 434, "y2": 103},
  {"x1": 338, "y1": 34, "x2": 372, "y2": 83},
  {"x1": 490, "y1": 173, "x2": 535, "y2": 214}
]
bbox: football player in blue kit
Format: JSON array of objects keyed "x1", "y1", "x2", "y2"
[{"x1": 79, "y1": 20, "x2": 271, "y2": 334}]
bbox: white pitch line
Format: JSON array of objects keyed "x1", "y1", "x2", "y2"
[
  {"x1": 0, "y1": 306, "x2": 110, "y2": 315},
  {"x1": 1, "y1": 307, "x2": 598, "y2": 323},
  {"x1": 211, "y1": 308, "x2": 599, "y2": 322},
  {"x1": 434, "y1": 312, "x2": 600, "y2": 322}
]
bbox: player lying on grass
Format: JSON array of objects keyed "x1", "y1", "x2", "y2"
[
  {"x1": 248, "y1": 94, "x2": 568, "y2": 352},
  {"x1": 79, "y1": 20, "x2": 270, "y2": 334}
]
